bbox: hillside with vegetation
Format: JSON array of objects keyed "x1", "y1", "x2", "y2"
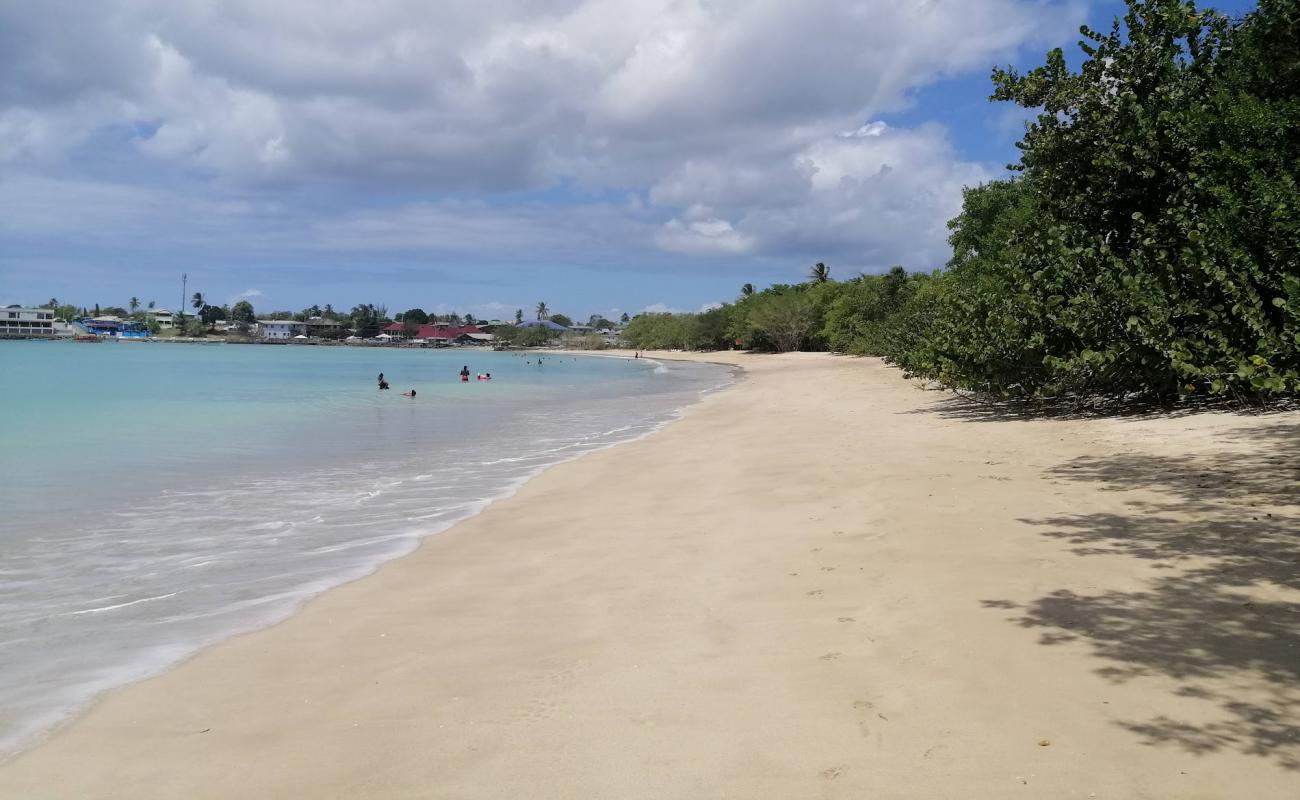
[{"x1": 623, "y1": 0, "x2": 1299, "y2": 404}]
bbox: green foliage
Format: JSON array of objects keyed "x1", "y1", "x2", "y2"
[
  {"x1": 890, "y1": 0, "x2": 1300, "y2": 402},
  {"x1": 560, "y1": 333, "x2": 612, "y2": 350},
  {"x1": 549, "y1": 313, "x2": 573, "y2": 328},
  {"x1": 199, "y1": 304, "x2": 226, "y2": 325},
  {"x1": 822, "y1": 267, "x2": 922, "y2": 355},
  {"x1": 496, "y1": 324, "x2": 556, "y2": 347},
  {"x1": 349, "y1": 304, "x2": 386, "y2": 338},
  {"x1": 622, "y1": 307, "x2": 731, "y2": 350},
  {"x1": 401, "y1": 308, "x2": 429, "y2": 325},
  {"x1": 230, "y1": 300, "x2": 256, "y2": 324}
]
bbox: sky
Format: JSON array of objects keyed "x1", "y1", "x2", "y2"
[{"x1": 0, "y1": 0, "x2": 1258, "y2": 321}]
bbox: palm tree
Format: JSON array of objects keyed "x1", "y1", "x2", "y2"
[
  {"x1": 47, "y1": 297, "x2": 59, "y2": 309},
  {"x1": 191, "y1": 292, "x2": 205, "y2": 313},
  {"x1": 536, "y1": 301, "x2": 549, "y2": 320},
  {"x1": 620, "y1": 312, "x2": 630, "y2": 324},
  {"x1": 809, "y1": 262, "x2": 830, "y2": 283},
  {"x1": 148, "y1": 300, "x2": 155, "y2": 309},
  {"x1": 129, "y1": 297, "x2": 140, "y2": 314},
  {"x1": 740, "y1": 283, "x2": 755, "y2": 297},
  {"x1": 515, "y1": 308, "x2": 523, "y2": 324}
]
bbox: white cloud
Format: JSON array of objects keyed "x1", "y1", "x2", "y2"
[
  {"x1": 656, "y1": 217, "x2": 754, "y2": 256},
  {"x1": 0, "y1": 0, "x2": 1087, "y2": 274},
  {"x1": 640, "y1": 302, "x2": 679, "y2": 314}
]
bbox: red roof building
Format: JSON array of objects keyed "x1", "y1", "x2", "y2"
[{"x1": 380, "y1": 322, "x2": 486, "y2": 341}]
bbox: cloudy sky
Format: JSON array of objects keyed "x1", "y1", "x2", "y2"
[{"x1": 0, "y1": 0, "x2": 1255, "y2": 319}]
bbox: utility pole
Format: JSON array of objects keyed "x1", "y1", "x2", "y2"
[{"x1": 181, "y1": 273, "x2": 187, "y2": 325}]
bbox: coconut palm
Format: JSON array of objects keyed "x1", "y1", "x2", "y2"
[
  {"x1": 191, "y1": 292, "x2": 205, "y2": 313},
  {"x1": 536, "y1": 301, "x2": 549, "y2": 320},
  {"x1": 147, "y1": 300, "x2": 155, "y2": 309},
  {"x1": 809, "y1": 262, "x2": 830, "y2": 283},
  {"x1": 515, "y1": 308, "x2": 524, "y2": 324},
  {"x1": 129, "y1": 297, "x2": 140, "y2": 313},
  {"x1": 740, "y1": 283, "x2": 755, "y2": 297},
  {"x1": 47, "y1": 297, "x2": 59, "y2": 309},
  {"x1": 620, "y1": 312, "x2": 630, "y2": 324}
]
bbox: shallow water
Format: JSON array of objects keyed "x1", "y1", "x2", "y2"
[{"x1": 0, "y1": 341, "x2": 731, "y2": 754}]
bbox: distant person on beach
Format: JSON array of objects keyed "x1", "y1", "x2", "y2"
[
  {"x1": 460, "y1": 366, "x2": 470, "y2": 382},
  {"x1": 401, "y1": 389, "x2": 416, "y2": 397}
]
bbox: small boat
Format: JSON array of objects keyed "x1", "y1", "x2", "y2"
[{"x1": 74, "y1": 334, "x2": 101, "y2": 342}]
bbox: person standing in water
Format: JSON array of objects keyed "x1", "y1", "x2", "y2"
[{"x1": 460, "y1": 365, "x2": 471, "y2": 382}]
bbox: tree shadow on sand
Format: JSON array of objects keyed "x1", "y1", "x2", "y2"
[
  {"x1": 902, "y1": 387, "x2": 1300, "y2": 423},
  {"x1": 984, "y1": 421, "x2": 1300, "y2": 769}
]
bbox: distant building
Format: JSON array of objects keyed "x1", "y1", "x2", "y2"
[
  {"x1": 148, "y1": 309, "x2": 176, "y2": 329},
  {"x1": 78, "y1": 317, "x2": 150, "y2": 338},
  {"x1": 304, "y1": 317, "x2": 343, "y2": 337},
  {"x1": 379, "y1": 322, "x2": 494, "y2": 344},
  {"x1": 0, "y1": 307, "x2": 58, "y2": 338},
  {"x1": 257, "y1": 320, "x2": 306, "y2": 339},
  {"x1": 518, "y1": 319, "x2": 569, "y2": 331}
]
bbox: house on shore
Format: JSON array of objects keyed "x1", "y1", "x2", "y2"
[
  {"x1": 304, "y1": 317, "x2": 343, "y2": 338},
  {"x1": 379, "y1": 322, "x2": 495, "y2": 345},
  {"x1": 1, "y1": 307, "x2": 60, "y2": 338},
  {"x1": 148, "y1": 309, "x2": 176, "y2": 329},
  {"x1": 257, "y1": 320, "x2": 306, "y2": 339}
]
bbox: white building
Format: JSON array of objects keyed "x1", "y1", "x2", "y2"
[
  {"x1": 148, "y1": 309, "x2": 176, "y2": 329},
  {"x1": 0, "y1": 307, "x2": 58, "y2": 338},
  {"x1": 257, "y1": 320, "x2": 306, "y2": 339}
]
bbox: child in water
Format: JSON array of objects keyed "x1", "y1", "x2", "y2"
[
  {"x1": 460, "y1": 365, "x2": 471, "y2": 382},
  {"x1": 401, "y1": 389, "x2": 417, "y2": 397}
]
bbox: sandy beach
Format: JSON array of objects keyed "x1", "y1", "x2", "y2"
[{"x1": 3, "y1": 352, "x2": 1296, "y2": 798}]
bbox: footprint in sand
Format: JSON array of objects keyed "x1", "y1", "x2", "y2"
[
  {"x1": 819, "y1": 766, "x2": 846, "y2": 780},
  {"x1": 837, "y1": 616, "x2": 856, "y2": 623},
  {"x1": 851, "y1": 700, "x2": 875, "y2": 737},
  {"x1": 807, "y1": 589, "x2": 823, "y2": 596},
  {"x1": 819, "y1": 652, "x2": 843, "y2": 660}
]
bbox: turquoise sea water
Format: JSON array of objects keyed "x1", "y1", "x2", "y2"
[{"x1": 0, "y1": 340, "x2": 731, "y2": 754}]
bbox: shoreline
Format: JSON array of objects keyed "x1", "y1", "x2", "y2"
[
  {"x1": 0, "y1": 350, "x2": 734, "y2": 763},
  {"x1": 2, "y1": 352, "x2": 1295, "y2": 797}
]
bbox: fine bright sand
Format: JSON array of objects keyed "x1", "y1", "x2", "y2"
[{"x1": 2, "y1": 352, "x2": 1297, "y2": 798}]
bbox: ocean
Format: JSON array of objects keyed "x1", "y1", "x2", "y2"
[{"x1": 0, "y1": 340, "x2": 732, "y2": 755}]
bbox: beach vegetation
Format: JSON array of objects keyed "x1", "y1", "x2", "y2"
[{"x1": 634, "y1": 0, "x2": 1299, "y2": 404}]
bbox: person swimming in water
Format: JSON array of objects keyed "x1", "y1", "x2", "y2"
[
  {"x1": 401, "y1": 389, "x2": 416, "y2": 397},
  {"x1": 460, "y1": 365, "x2": 471, "y2": 382}
]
